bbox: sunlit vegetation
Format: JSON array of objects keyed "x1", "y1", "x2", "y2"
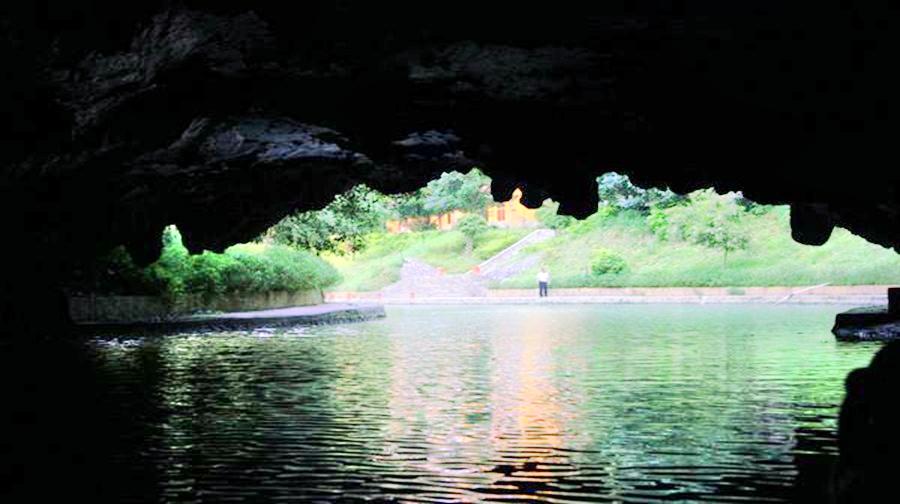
[
  {"x1": 456, "y1": 214, "x2": 490, "y2": 256},
  {"x1": 495, "y1": 206, "x2": 900, "y2": 288},
  {"x1": 390, "y1": 168, "x2": 492, "y2": 218},
  {"x1": 265, "y1": 185, "x2": 390, "y2": 255},
  {"x1": 80, "y1": 226, "x2": 340, "y2": 302},
  {"x1": 83, "y1": 170, "x2": 900, "y2": 298},
  {"x1": 325, "y1": 227, "x2": 531, "y2": 292},
  {"x1": 323, "y1": 173, "x2": 900, "y2": 291}
]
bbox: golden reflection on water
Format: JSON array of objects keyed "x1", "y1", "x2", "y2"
[
  {"x1": 84, "y1": 305, "x2": 882, "y2": 502},
  {"x1": 373, "y1": 310, "x2": 598, "y2": 499},
  {"x1": 491, "y1": 312, "x2": 566, "y2": 457}
]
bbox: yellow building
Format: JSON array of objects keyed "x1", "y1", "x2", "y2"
[
  {"x1": 484, "y1": 188, "x2": 539, "y2": 228},
  {"x1": 385, "y1": 188, "x2": 539, "y2": 234}
]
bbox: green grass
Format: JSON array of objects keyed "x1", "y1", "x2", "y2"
[
  {"x1": 326, "y1": 228, "x2": 531, "y2": 291},
  {"x1": 328, "y1": 207, "x2": 900, "y2": 291},
  {"x1": 495, "y1": 207, "x2": 900, "y2": 288}
]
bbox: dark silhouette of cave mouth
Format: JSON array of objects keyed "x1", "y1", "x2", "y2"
[
  {"x1": 3, "y1": 2, "x2": 898, "y2": 335},
  {"x1": 1, "y1": 2, "x2": 898, "y2": 502}
]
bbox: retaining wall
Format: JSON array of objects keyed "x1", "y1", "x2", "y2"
[{"x1": 70, "y1": 290, "x2": 324, "y2": 323}]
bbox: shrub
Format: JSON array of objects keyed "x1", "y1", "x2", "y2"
[
  {"x1": 647, "y1": 206, "x2": 669, "y2": 240},
  {"x1": 212, "y1": 244, "x2": 341, "y2": 294},
  {"x1": 410, "y1": 219, "x2": 436, "y2": 232},
  {"x1": 86, "y1": 226, "x2": 342, "y2": 303},
  {"x1": 266, "y1": 184, "x2": 390, "y2": 255},
  {"x1": 590, "y1": 248, "x2": 627, "y2": 276},
  {"x1": 535, "y1": 201, "x2": 576, "y2": 229},
  {"x1": 85, "y1": 246, "x2": 157, "y2": 295},
  {"x1": 146, "y1": 225, "x2": 191, "y2": 301},
  {"x1": 456, "y1": 214, "x2": 489, "y2": 255},
  {"x1": 184, "y1": 252, "x2": 234, "y2": 299},
  {"x1": 663, "y1": 189, "x2": 750, "y2": 263},
  {"x1": 597, "y1": 172, "x2": 684, "y2": 214}
]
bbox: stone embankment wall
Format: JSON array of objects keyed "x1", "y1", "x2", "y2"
[
  {"x1": 70, "y1": 290, "x2": 323, "y2": 323},
  {"x1": 327, "y1": 285, "x2": 891, "y2": 304}
]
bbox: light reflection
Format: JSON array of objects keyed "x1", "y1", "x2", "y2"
[{"x1": 81, "y1": 304, "x2": 880, "y2": 502}]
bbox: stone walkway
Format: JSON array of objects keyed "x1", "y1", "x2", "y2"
[
  {"x1": 77, "y1": 303, "x2": 386, "y2": 336},
  {"x1": 477, "y1": 228, "x2": 556, "y2": 281},
  {"x1": 380, "y1": 259, "x2": 488, "y2": 299},
  {"x1": 328, "y1": 285, "x2": 891, "y2": 305}
]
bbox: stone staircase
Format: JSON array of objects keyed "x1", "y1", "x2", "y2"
[
  {"x1": 379, "y1": 229, "x2": 556, "y2": 299},
  {"x1": 477, "y1": 228, "x2": 556, "y2": 281},
  {"x1": 380, "y1": 259, "x2": 488, "y2": 299}
]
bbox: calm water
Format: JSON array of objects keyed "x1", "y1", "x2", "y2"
[{"x1": 1, "y1": 305, "x2": 883, "y2": 503}]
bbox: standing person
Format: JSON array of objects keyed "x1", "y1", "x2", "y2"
[{"x1": 537, "y1": 267, "x2": 550, "y2": 297}]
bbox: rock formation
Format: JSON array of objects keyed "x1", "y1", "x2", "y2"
[
  {"x1": 1, "y1": 2, "x2": 898, "y2": 499},
  {"x1": 1, "y1": 2, "x2": 896, "y2": 328},
  {"x1": 834, "y1": 341, "x2": 900, "y2": 502}
]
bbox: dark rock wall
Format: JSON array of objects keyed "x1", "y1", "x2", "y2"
[
  {"x1": 1, "y1": 3, "x2": 898, "y2": 498},
  {"x1": 1, "y1": 1, "x2": 897, "y2": 333},
  {"x1": 834, "y1": 341, "x2": 900, "y2": 502}
]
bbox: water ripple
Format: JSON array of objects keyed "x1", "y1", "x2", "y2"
[{"x1": 2, "y1": 304, "x2": 881, "y2": 502}]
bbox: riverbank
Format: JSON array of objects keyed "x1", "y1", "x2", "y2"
[
  {"x1": 328, "y1": 207, "x2": 900, "y2": 292},
  {"x1": 76, "y1": 303, "x2": 385, "y2": 336},
  {"x1": 327, "y1": 285, "x2": 891, "y2": 305}
]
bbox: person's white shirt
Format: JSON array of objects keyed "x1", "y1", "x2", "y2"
[{"x1": 537, "y1": 271, "x2": 550, "y2": 283}]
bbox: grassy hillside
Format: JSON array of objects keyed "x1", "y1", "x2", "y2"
[
  {"x1": 326, "y1": 228, "x2": 531, "y2": 291},
  {"x1": 496, "y1": 206, "x2": 900, "y2": 288},
  {"x1": 328, "y1": 206, "x2": 900, "y2": 291}
]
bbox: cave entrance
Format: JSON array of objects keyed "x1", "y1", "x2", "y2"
[
  {"x1": 72, "y1": 168, "x2": 900, "y2": 320},
  {"x1": 45, "y1": 169, "x2": 900, "y2": 503}
]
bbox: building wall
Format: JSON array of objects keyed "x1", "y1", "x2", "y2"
[
  {"x1": 386, "y1": 189, "x2": 539, "y2": 233},
  {"x1": 485, "y1": 188, "x2": 539, "y2": 228}
]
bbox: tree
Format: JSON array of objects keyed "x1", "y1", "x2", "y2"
[
  {"x1": 456, "y1": 214, "x2": 489, "y2": 256},
  {"x1": 664, "y1": 189, "x2": 750, "y2": 264},
  {"x1": 422, "y1": 168, "x2": 492, "y2": 214},
  {"x1": 597, "y1": 172, "x2": 684, "y2": 214},
  {"x1": 388, "y1": 188, "x2": 429, "y2": 218},
  {"x1": 535, "y1": 200, "x2": 576, "y2": 229},
  {"x1": 266, "y1": 184, "x2": 389, "y2": 255},
  {"x1": 147, "y1": 225, "x2": 191, "y2": 300}
]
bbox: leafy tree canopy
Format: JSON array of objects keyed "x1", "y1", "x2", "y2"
[
  {"x1": 536, "y1": 200, "x2": 576, "y2": 229},
  {"x1": 266, "y1": 184, "x2": 389, "y2": 255},
  {"x1": 75, "y1": 225, "x2": 340, "y2": 302},
  {"x1": 389, "y1": 189, "x2": 429, "y2": 219},
  {"x1": 662, "y1": 188, "x2": 750, "y2": 263},
  {"x1": 597, "y1": 172, "x2": 684, "y2": 214},
  {"x1": 422, "y1": 168, "x2": 492, "y2": 215},
  {"x1": 456, "y1": 214, "x2": 489, "y2": 256}
]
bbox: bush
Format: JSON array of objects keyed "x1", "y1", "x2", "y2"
[
  {"x1": 597, "y1": 172, "x2": 684, "y2": 214},
  {"x1": 410, "y1": 219, "x2": 436, "y2": 232},
  {"x1": 184, "y1": 252, "x2": 234, "y2": 299},
  {"x1": 84, "y1": 226, "x2": 341, "y2": 303},
  {"x1": 456, "y1": 214, "x2": 489, "y2": 255},
  {"x1": 536, "y1": 201, "x2": 576, "y2": 229},
  {"x1": 663, "y1": 189, "x2": 750, "y2": 263},
  {"x1": 647, "y1": 206, "x2": 669, "y2": 239},
  {"x1": 145, "y1": 226, "x2": 191, "y2": 301},
  {"x1": 590, "y1": 248, "x2": 627, "y2": 276}
]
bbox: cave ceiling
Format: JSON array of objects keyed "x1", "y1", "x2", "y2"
[{"x1": 1, "y1": 1, "x2": 896, "y2": 267}]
